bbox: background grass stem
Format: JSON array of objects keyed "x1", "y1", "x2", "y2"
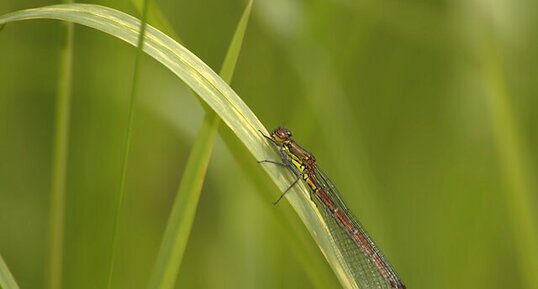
[
  {"x1": 105, "y1": 1, "x2": 150, "y2": 288},
  {"x1": 46, "y1": 0, "x2": 74, "y2": 288}
]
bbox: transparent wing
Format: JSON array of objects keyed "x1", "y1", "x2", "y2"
[
  {"x1": 274, "y1": 138, "x2": 404, "y2": 288},
  {"x1": 313, "y1": 168, "x2": 403, "y2": 289}
]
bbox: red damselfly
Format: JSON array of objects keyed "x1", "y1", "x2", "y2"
[{"x1": 261, "y1": 127, "x2": 406, "y2": 289}]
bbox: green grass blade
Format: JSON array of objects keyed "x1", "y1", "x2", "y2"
[
  {"x1": 0, "y1": 254, "x2": 20, "y2": 289},
  {"x1": 130, "y1": 0, "x2": 180, "y2": 41},
  {"x1": 147, "y1": 1, "x2": 252, "y2": 289},
  {"x1": 217, "y1": 0, "x2": 252, "y2": 84},
  {"x1": 147, "y1": 113, "x2": 219, "y2": 289},
  {"x1": 46, "y1": 0, "x2": 74, "y2": 288},
  {"x1": 135, "y1": 1, "x2": 334, "y2": 287},
  {"x1": 106, "y1": 1, "x2": 150, "y2": 288},
  {"x1": 482, "y1": 38, "x2": 538, "y2": 289},
  {"x1": 0, "y1": 4, "x2": 361, "y2": 288}
]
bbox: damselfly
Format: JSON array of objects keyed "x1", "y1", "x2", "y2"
[{"x1": 261, "y1": 127, "x2": 406, "y2": 289}]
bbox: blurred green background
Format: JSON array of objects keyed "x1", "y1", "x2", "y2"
[{"x1": 1, "y1": 0, "x2": 537, "y2": 288}]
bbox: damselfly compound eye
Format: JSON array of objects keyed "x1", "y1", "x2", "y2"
[{"x1": 272, "y1": 127, "x2": 293, "y2": 142}]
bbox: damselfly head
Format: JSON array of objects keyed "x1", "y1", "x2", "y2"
[{"x1": 271, "y1": 127, "x2": 293, "y2": 142}]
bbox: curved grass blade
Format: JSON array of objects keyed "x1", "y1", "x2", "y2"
[
  {"x1": 0, "y1": 254, "x2": 20, "y2": 289},
  {"x1": 0, "y1": 4, "x2": 362, "y2": 288},
  {"x1": 146, "y1": 1, "x2": 252, "y2": 289},
  {"x1": 130, "y1": 1, "x2": 337, "y2": 287},
  {"x1": 128, "y1": 1, "x2": 335, "y2": 287},
  {"x1": 128, "y1": 1, "x2": 337, "y2": 287}
]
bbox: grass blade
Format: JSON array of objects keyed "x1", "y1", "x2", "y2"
[
  {"x1": 0, "y1": 254, "x2": 20, "y2": 289},
  {"x1": 147, "y1": 1, "x2": 252, "y2": 289},
  {"x1": 482, "y1": 38, "x2": 538, "y2": 289},
  {"x1": 0, "y1": 4, "x2": 363, "y2": 288},
  {"x1": 130, "y1": 0, "x2": 180, "y2": 41},
  {"x1": 46, "y1": 5, "x2": 74, "y2": 289},
  {"x1": 217, "y1": 0, "x2": 252, "y2": 84},
  {"x1": 146, "y1": 113, "x2": 218, "y2": 289},
  {"x1": 105, "y1": 1, "x2": 150, "y2": 288},
  {"x1": 135, "y1": 1, "x2": 335, "y2": 287}
]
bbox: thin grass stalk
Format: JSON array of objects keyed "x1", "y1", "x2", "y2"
[
  {"x1": 483, "y1": 41, "x2": 538, "y2": 288},
  {"x1": 46, "y1": 0, "x2": 74, "y2": 288},
  {"x1": 105, "y1": 1, "x2": 150, "y2": 288},
  {"x1": 482, "y1": 39, "x2": 538, "y2": 289},
  {"x1": 147, "y1": 113, "x2": 219, "y2": 289}
]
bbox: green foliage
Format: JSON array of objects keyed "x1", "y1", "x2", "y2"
[
  {"x1": 147, "y1": 2, "x2": 252, "y2": 289},
  {"x1": 0, "y1": 255, "x2": 20, "y2": 289},
  {"x1": 0, "y1": 1, "x2": 537, "y2": 289}
]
